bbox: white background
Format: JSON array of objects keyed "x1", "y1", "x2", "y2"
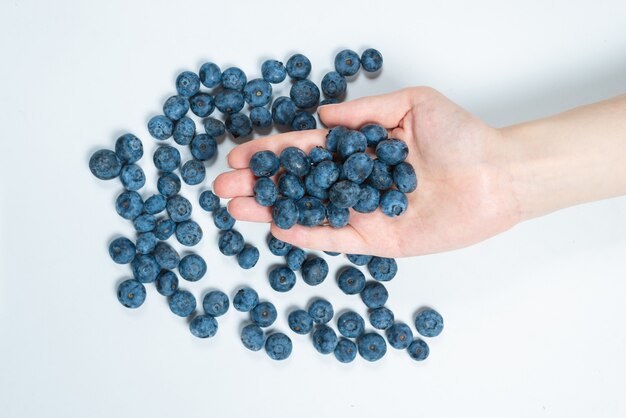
[{"x1": 1, "y1": 1, "x2": 625, "y2": 417}]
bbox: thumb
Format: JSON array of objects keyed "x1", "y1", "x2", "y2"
[{"x1": 318, "y1": 87, "x2": 429, "y2": 129}]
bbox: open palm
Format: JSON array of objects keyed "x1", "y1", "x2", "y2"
[{"x1": 214, "y1": 87, "x2": 519, "y2": 257}]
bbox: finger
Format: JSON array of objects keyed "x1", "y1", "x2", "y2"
[
  {"x1": 227, "y1": 197, "x2": 272, "y2": 222},
  {"x1": 227, "y1": 129, "x2": 327, "y2": 169},
  {"x1": 319, "y1": 87, "x2": 428, "y2": 129},
  {"x1": 213, "y1": 169, "x2": 257, "y2": 198},
  {"x1": 270, "y1": 223, "x2": 368, "y2": 254}
]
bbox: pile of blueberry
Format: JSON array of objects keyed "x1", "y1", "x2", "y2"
[{"x1": 89, "y1": 48, "x2": 444, "y2": 363}]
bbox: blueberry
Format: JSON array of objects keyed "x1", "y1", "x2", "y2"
[
  {"x1": 190, "y1": 314, "x2": 218, "y2": 338},
  {"x1": 271, "y1": 96, "x2": 297, "y2": 125},
  {"x1": 250, "y1": 150, "x2": 280, "y2": 177},
  {"x1": 311, "y1": 160, "x2": 340, "y2": 189},
  {"x1": 393, "y1": 162, "x2": 417, "y2": 193},
  {"x1": 233, "y1": 287, "x2": 259, "y2": 312},
  {"x1": 408, "y1": 339, "x2": 430, "y2": 361},
  {"x1": 296, "y1": 196, "x2": 326, "y2": 226},
  {"x1": 156, "y1": 270, "x2": 179, "y2": 296},
  {"x1": 320, "y1": 98, "x2": 340, "y2": 106},
  {"x1": 267, "y1": 234, "x2": 292, "y2": 256},
  {"x1": 326, "y1": 126, "x2": 348, "y2": 152},
  {"x1": 343, "y1": 153, "x2": 374, "y2": 184},
  {"x1": 214, "y1": 89, "x2": 245, "y2": 114},
  {"x1": 237, "y1": 245, "x2": 259, "y2": 269},
  {"x1": 337, "y1": 130, "x2": 367, "y2": 159},
  {"x1": 385, "y1": 322, "x2": 413, "y2": 349},
  {"x1": 163, "y1": 95, "x2": 190, "y2": 120},
  {"x1": 115, "y1": 133, "x2": 143, "y2": 164},
  {"x1": 135, "y1": 232, "x2": 157, "y2": 254},
  {"x1": 321, "y1": 71, "x2": 347, "y2": 98},
  {"x1": 166, "y1": 195, "x2": 192, "y2": 222},
  {"x1": 199, "y1": 190, "x2": 220, "y2": 212},
  {"x1": 154, "y1": 218, "x2": 176, "y2": 240},
  {"x1": 265, "y1": 333, "x2": 292, "y2": 361},
  {"x1": 376, "y1": 139, "x2": 409, "y2": 165},
  {"x1": 157, "y1": 172, "x2": 181, "y2": 197},
  {"x1": 290, "y1": 80, "x2": 320, "y2": 109},
  {"x1": 119, "y1": 164, "x2": 145, "y2": 191},
  {"x1": 324, "y1": 251, "x2": 340, "y2": 256},
  {"x1": 286, "y1": 53, "x2": 312, "y2": 80},
  {"x1": 288, "y1": 309, "x2": 314, "y2": 334},
  {"x1": 414, "y1": 308, "x2": 444, "y2": 338},
  {"x1": 133, "y1": 214, "x2": 156, "y2": 233},
  {"x1": 203, "y1": 117, "x2": 226, "y2": 137},
  {"x1": 304, "y1": 174, "x2": 329, "y2": 200},
  {"x1": 285, "y1": 247, "x2": 306, "y2": 271},
  {"x1": 169, "y1": 289, "x2": 196, "y2": 317},
  {"x1": 178, "y1": 254, "x2": 207, "y2": 282},
  {"x1": 329, "y1": 180, "x2": 360, "y2": 209},
  {"x1": 353, "y1": 184, "x2": 380, "y2": 213},
  {"x1": 180, "y1": 159, "x2": 206, "y2": 185},
  {"x1": 262, "y1": 59, "x2": 287, "y2": 83},
  {"x1": 175, "y1": 220, "x2": 203, "y2": 246},
  {"x1": 360, "y1": 281, "x2": 389, "y2": 309},
  {"x1": 380, "y1": 190, "x2": 408, "y2": 217},
  {"x1": 115, "y1": 191, "x2": 144, "y2": 220},
  {"x1": 334, "y1": 338, "x2": 357, "y2": 363},
  {"x1": 108, "y1": 237, "x2": 136, "y2": 264},
  {"x1": 241, "y1": 324, "x2": 265, "y2": 351},
  {"x1": 148, "y1": 115, "x2": 174, "y2": 140},
  {"x1": 131, "y1": 254, "x2": 160, "y2": 283},
  {"x1": 190, "y1": 133, "x2": 217, "y2": 161},
  {"x1": 249, "y1": 107, "x2": 272, "y2": 128},
  {"x1": 213, "y1": 207, "x2": 235, "y2": 230},
  {"x1": 291, "y1": 111, "x2": 316, "y2": 131},
  {"x1": 312, "y1": 325, "x2": 338, "y2": 354},
  {"x1": 199, "y1": 62, "x2": 221, "y2": 88},
  {"x1": 360, "y1": 123, "x2": 388, "y2": 148},
  {"x1": 89, "y1": 149, "x2": 122, "y2": 180},
  {"x1": 269, "y1": 266, "x2": 296, "y2": 292},
  {"x1": 357, "y1": 332, "x2": 387, "y2": 362},
  {"x1": 172, "y1": 117, "x2": 196, "y2": 146},
  {"x1": 117, "y1": 279, "x2": 146, "y2": 309},
  {"x1": 280, "y1": 147, "x2": 310, "y2": 176},
  {"x1": 367, "y1": 159, "x2": 393, "y2": 190},
  {"x1": 301, "y1": 257, "x2": 328, "y2": 286},
  {"x1": 153, "y1": 242, "x2": 180, "y2": 270},
  {"x1": 367, "y1": 256, "x2": 397, "y2": 281},
  {"x1": 337, "y1": 267, "x2": 366, "y2": 295},
  {"x1": 250, "y1": 301, "x2": 277, "y2": 327},
  {"x1": 244, "y1": 78, "x2": 272, "y2": 107},
  {"x1": 226, "y1": 113, "x2": 252, "y2": 138},
  {"x1": 272, "y1": 197, "x2": 299, "y2": 229},
  {"x1": 176, "y1": 71, "x2": 201, "y2": 97},
  {"x1": 361, "y1": 48, "x2": 383, "y2": 72},
  {"x1": 277, "y1": 173, "x2": 305, "y2": 200},
  {"x1": 144, "y1": 194, "x2": 167, "y2": 215},
  {"x1": 221, "y1": 67, "x2": 247, "y2": 91},
  {"x1": 309, "y1": 146, "x2": 333, "y2": 164},
  {"x1": 189, "y1": 93, "x2": 215, "y2": 118},
  {"x1": 218, "y1": 229, "x2": 244, "y2": 256},
  {"x1": 346, "y1": 254, "x2": 372, "y2": 266},
  {"x1": 153, "y1": 145, "x2": 181, "y2": 172},
  {"x1": 308, "y1": 298, "x2": 333, "y2": 324},
  {"x1": 337, "y1": 311, "x2": 365, "y2": 338},
  {"x1": 369, "y1": 307, "x2": 394, "y2": 330},
  {"x1": 202, "y1": 290, "x2": 229, "y2": 317},
  {"x1": 334, "y1": 49, "x2": 361, "y2": 76}
]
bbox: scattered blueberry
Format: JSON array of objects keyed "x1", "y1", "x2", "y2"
[
  {"x1": 357, "y1": 332, "x2": 387, "y2": 362},
  {"x1": 361, "y1": 48, "x2": 383, "y2": 72},
  {"x1": 386, "y1": 322, "x2": 413, "y2": 349},
  {"x1": 119, "y1": 164, "x2": 146, "y2": 191},
  {"x1": 153, "y1": 242, "x2": 180, "y2": 270},
  {"x1": 163, "y1": 95, "x2": 189, "y2": 121},
  {"x1": 155, "y1": 270, "x2": 179, "y2": 296},
  {"x1": 233, "y1": 287, "x2": 259, "y2": 312},
  {"x1": 175, "y1": 220, "x2": 203, "y2": 246},
  {"x1": 203, "y1": 117, "x2": 226, "y2": 137},
  {"x1": 353, "y1": 184, "x2": 380, "y2": 213},
  {"x1": 221, "y1": 67, "x2": 247, "y2": 91},
  {"x1": 117, "y1": 279, "x2": 146, "y2": 309},
  {"x1": 157, "y1": 172, "x2": 181, "y2": 197},
  {"x1": 203, "y1": 290, "x2": 229, "y2": 317},
  {"x1": 154, "y1": 218, "x2": 176, "y2": 240},
  {"x1": 376, "y1": 139, "x2": 408, "y2": 165},
  {"x1": 360, "y1": 123, "x2": 388, "y2": 148},
  {"x1": 131, "y1": 254, "x2": 160, "y2": 283},
  {"x1": 286, "y1": 53, "x2": 312, "y2": 80},
  {"x1": 285, "y1": 247, "x2": 306, "y2": 271},
  {"x1": 342, "y1": 152, "x2": 374, "y2": 184},
  {"x1": 326, "y1": 126, "x2": 348, "y2": 152},
  {"x1": 147, "y1": 115, "x2": 173, "y2": 140},
  {"x1": 241, "y1": 324, "x2": 265, "y2": 351},
  {"x1": 169, "y1": 289, "x2": 196, "y2": 317},
  {"x1": 218, "y1": 229, "x2": 245, "y2": 256},
  {"x1": 250, "y1": 301, "x2": 277, "y2": 327},
  {"x1": 296, "y1": 196, "x2": 326, "y2": 226},
  {"x1": 268, "y1": 234, "x2": 292, "y2": 256},
  {"x1": 312, "y1": 325, "x2": 338, "y2": 354},
  {"x1": 308, "y1": 298, "x2": 333, "y2": 324},
  {"x1": 189, "y1": 93, "x2": 215, "y2": 118},
  {"x1": 190, "y1": 314, "x2": 218, "y2": 338},
  {"x1": 393, "y1": 162, "x2": 417, "y2": 193},
  {"x1": 414, "y1": 308, "x2": 444, "y2": 338},
  {"x1": 321, "y1": 71, "x2": 347, "y2": 98},
  {"x1": 280, "y1": 147, "x2": 310, "y2": 177},
  {"x1": 337, "y1": 130, "x2": 367, "y2": 159},
  {"x1": 369, "y1": 307, "x2": 395, "y2": 330},
  {"x1": 214, "y1": 89, "x2": 245, "y2": 114},
  {"x1": 367, "y1": 257, "x2": 398, "y2": 282},
  {"x1": 144, "y1": 194, "x2": 167, "y2": 215},
  {"x1": 213, "y1": 207, "x2": 235, "y2": 230},
  {"x1": 180, "y1": 159, "x2": 206, "y2": 185},
  {"x1": 265, "y1": 332, "x2": 292, "y2": 360},
  {"x1": 166, "y1": 195, "x2": 192, "y2": 223},
  {"x1": 178, "y1": 254, "x2": 207, "y2": 282},
  {"x1": 337, "y1": 311, "x2": 365, "y2": 338},
  {"x1": 367, "y1": 159, "x2": 394, "y2": 190},
  {"x1": 271, "y1": 96, "x2": 297, "y2": 125},
  {"x1": 153, "y1": 145, "x2": 181, "y2": 172},
  {"x1": 288, "y1": 309, "x2": 314, "y2": 334},
  {"x1": 135, "y1": 232, "x2": 157, "y2": 254},
  {"x1": 261, "y1": 59, "x2": 287, "y2": 83},
  {"x1": 311, "y1": 160, "x2": 340, "y2": 189},
  {"x1": 329, "y1": 180, "x2": 360, "y2": 209},
  {"x1": 237, "y1": 244, "x2": 259, "y2": 269},
  {"x1": 337, "y1": 267, "x2": 366, "y2": 295},
  {"x1": 108, "y1": 237, "x2": 136, "y2": 264},
  {"x1": 407, "y1": 339, "x2": 429, "y2": 361},
  {"x1": 115, "y1": 133, "x2": 143, "y2": 164},
  {"x1": 115, "y1": 191, "x2": 144, "y2": 220},
  {"x1": 334, "y1": 49, "x2": 361, "y2": 76},
  {"x1": 334, "y1": 338, "x2": 357, "y2": 363},
  {"x1": 269, "y1": 266, "x2": 297, "y2": 292},
  {"x1": 301, "y1": 257, "x2": 329, "y2": 286},
  {"x1": 290, "y1": 79, "x2": 320, "y2": 109},
  {"x1": 172, "y1": 117, "x2": 196, "y2": 146},
  {"x1": 199, "y1": 62, "x2": 221, "y2": 88},
  {"x1": 244, "y1": 78, "x2": 272, "y2": 107},
  {"x1": 190, "y1": 133, "x2": 217, "y2": 161},
  {"x1": 226, "y1": 113, "x2": 252, "y2": 138},
  {"x1": 89, "y1": 149, "x2": 122, "y2": 180},
  {"x1": 360, "y1": 281, "x2": 388, "y2": 309},
  {"x1": 277, "y1": 173, "x2": 305, "y2": 200},
  {"x1": 249, "y1": 106, "x2": 272, "y2": 128},
  {"x1": 199, "y1": 190, "x2": 220, "y2": 212},
  {"x1": 309, "y1": 146, "x2": 333, "y2": 164},
  {"x1": 250, "y1": 150, "x2": 280, "y2": 177},
  {"x1": 291, "y1": 111, "x2": 316, "y2": 131},
  {"x1": 272, "y1": 197, "x2": 299, "y2": 229},
  {"x1": 176, "y1": 71, "x2": 201, "y2": 97}
]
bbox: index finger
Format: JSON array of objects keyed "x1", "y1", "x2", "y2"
[{"x1": 227, "y1": 129, "x2": 328, "y2": 169}]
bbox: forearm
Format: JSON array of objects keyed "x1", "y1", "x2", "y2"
[{"x1": 501, "y1": 94, "x2": 626, "y2": 222}]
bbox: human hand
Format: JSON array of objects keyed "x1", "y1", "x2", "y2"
[{"x1": 214, "y1": 87, "x2": 521, "y2": 257}]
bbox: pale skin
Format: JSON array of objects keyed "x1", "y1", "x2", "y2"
[{"x1": 214, "y1": 87, "x2": 626, "y2": 258}]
